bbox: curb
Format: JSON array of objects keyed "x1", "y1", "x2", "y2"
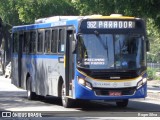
[
  {"x1": 147, "y1": 90, "x2": 160, "y2": 93},
  {"x1": 148, "y1": 84, "x2": 160, "y2": 87},
  {"x1": 152, "y1": 85, "x2": 160, "y2": 88},
  {"x1": 147, "y1": 90, "x2": 160, "y2": 100}
]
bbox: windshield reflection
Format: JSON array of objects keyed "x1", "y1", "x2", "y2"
[{"x1": 77, "y1": 34, "x2": 146, "y2": 70}]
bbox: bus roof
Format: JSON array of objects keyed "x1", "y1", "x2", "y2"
[
  {"x1": 12, "y1": 14, "x2": 137, "y2": 32},
  {"x1": 12, "y1": 19, "x2": 79, "y2": 32},
  {"x1": 35, "y1": 14, "x2": 135, "y2": 23}
]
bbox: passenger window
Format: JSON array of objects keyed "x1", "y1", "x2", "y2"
[
  {"x1": 24, "y1": 32, "x2": 30, "y2": 53},
  {"x1": 44, "y1": 30, "x2": 51, "y2": 53},
  {"x1": 30, "y1": 31, "x2": 36, "y2": 53},
  {"x1": 58, "y1": 29, "x2": 65, "y2": 53},
  {"x1": 51, "y1": 29, "x2": 58, "y2": 53},
  {"x1": 13, "y1": 33, "x2": 18, "y2": 53},
  {"x1": 37, "y1": 30, "x2": 43, "y2": 53}
]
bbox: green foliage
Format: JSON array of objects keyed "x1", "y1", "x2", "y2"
[
  {"x1": 15, "y1": 0, "x2": 79, "y2": 24},
  {"x1": 147, "y1": 67, "x2": 160, "y2": 80},
  {"x1": 0, "y1": 0, "x2": 21, "y2": 25},
  {"x1": 0, "y1": 0, "x2": 78, "y2": 25},
  {"x1": 71, "y1": 0, "x2": 154, "y2": 17},
  {"x1": 147, "y1": 19, "x2": 160, "y2": 62}
]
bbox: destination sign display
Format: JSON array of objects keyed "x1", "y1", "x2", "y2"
[{"x1": 87, "y1": 21, "x2": 135, "y2": 29}]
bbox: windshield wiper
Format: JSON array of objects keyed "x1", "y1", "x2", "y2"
[
  {"x1": 105, "y1": 37, "x2": 109, "y2": 61},
  {"x1": 95, "y1": 34, "x2": 109, "y2": 61}
]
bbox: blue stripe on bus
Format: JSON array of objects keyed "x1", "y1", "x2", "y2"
[
  {"x1": 12, "y1": 23, "x2": 52, "y2": 32},
  {"x1": 12, "y1": 54, "x2": 63, "y2": 59},
  {"x1": 12, "y1": 19, "x2": 79, "y2": 32}
]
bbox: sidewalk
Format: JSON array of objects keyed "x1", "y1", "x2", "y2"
[
  {"x1": 147, "y1": 80, "x2": 160, "y2": 100},
  {"x1": 147, "y1": 80, "x2": 160, "y2": 87}
]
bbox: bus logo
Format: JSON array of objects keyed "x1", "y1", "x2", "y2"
[
  {"x1": 113, "y1": 82, "x2": 118, "y2": 87},
  {"x1": 110, "y1": 77, "x2": 120, "y2": 79}
]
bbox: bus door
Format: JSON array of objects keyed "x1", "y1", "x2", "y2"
[
  {"x1": 18, "y1": 32, "x2": 23, "y2": 87},
  {"x1": 65, "y1": 29, "x2": 75, "y2": 96}
]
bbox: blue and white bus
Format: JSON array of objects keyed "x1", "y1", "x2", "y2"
[{"x1": 11, "y1": 14, "x2": 149, "y2": 108}]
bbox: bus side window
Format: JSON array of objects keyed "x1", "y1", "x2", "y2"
[
  {"x1": 24, "y1": 32, "x2": 30, "y2": 53},
  {"x1": 58, "y1": 29, "x2": 65, "y2": 53},
  {"x1": 30, "y1": 31, "x2": 36, "y2": 53},
  {"x1": 13, "y1": 33, "x2": 18, "y2": 53},
  {"x1": 37, "y1": 30, "x2": 43, "y2": 53},
  {"x1": 44, "y1": 30, "x2": 51, "y2": 53},
  {"x1": 51, "y1": 29, "x2": 58, "y2": 53}
]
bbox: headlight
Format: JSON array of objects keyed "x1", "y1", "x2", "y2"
[
  {"x1": 137, "y1": 78, "x2": 147, "y2": 89},
  {"x1": 142, "y1": 78, "x2": 147, "y2": 84},
  {"x1": 78, "y1": 77, "x2": 92, "y2": 90},
  {"x1": 78, "y1": 78, "x2": 85, "y2": 85}
]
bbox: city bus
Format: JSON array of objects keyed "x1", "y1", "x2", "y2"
[{"x1": 11, "y1": 14, "x2": 149, "y2": 108}]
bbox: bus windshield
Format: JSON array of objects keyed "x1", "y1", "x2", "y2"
[{"x1": 77, "y1": 34, "x2": 146, "y2": 70}]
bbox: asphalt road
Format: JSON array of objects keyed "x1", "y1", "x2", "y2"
[
  {"x1": 148, "y1": 85, "x2": 160, "y2": 91},
  {"x1": 0, "y1": 76, "x2": 160, "y2": 120}
]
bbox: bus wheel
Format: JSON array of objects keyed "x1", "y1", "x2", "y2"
[
  {"x1": 27, "y1": 77, "x2": 37, "y2": 100},
  {"x1": 116, "y1": 99, "x2": 128, "y2": 108},
  {"x1": 61, "y1": 83, "x2": 73, "y2": 108}
]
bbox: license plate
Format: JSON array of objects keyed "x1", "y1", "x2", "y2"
[{"x1": 109, "y1": 91, "x2": 122, "y2": 96}]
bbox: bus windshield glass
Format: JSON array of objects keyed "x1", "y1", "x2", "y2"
[{"x1": 77, "y1": 34, "x2": 145, "y2": 70}]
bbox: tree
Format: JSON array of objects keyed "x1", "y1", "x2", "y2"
[
  {"x1": 0, "y1": 0, "x2": 21, "y2": 25},
  {"x1": 0, "y1": 0, "x2": 78, "y2": 25},
  {"x1": 16, "y1": 0, "x2": 79, "y2": 24}
]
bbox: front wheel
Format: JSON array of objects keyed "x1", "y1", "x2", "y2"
[
  {"x1": 116, "y1": 99, "x2": 128, "y2": 108},
  {"x1": 27, "y1": 77, "x2": 37, "y2": 100},
  {"x1": 61, "y1": 83, "x2": 74, "y2": 108}
]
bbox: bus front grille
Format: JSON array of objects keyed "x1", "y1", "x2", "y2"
[{"x1": 94, "y1": 87, "x2": 136, "y2": 96}]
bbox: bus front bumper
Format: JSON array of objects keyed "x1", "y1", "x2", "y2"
[{"x1": 74, "y1": 83, "x2": 147, "y2": 100}]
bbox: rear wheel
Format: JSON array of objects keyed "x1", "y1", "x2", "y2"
[
  {"x1": 27, "y1": 77, "x2": 37, "y2": 100},
  {"x1": 61, "y1": 83, "x2": 74, "y2": 108},
  {"x1": 116, "y1": 99, "x2": 128, "y2": 108}
]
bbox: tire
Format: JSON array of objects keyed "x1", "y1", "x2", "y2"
[
  {"x1": 116, "y1": 99, "x2": 129, "y2": 108},
  {"x1": 37, "y1": 95, "x2": 45, "y2": 100},
  {"x1": 61, "y1": 83, "x2": 74, "y2": 108},
  {"x1": 27, "y1": 77, "x2": 37, "y2": 100}
]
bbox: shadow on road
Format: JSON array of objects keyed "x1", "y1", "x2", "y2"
[
  {"x1": 0, "y1": 91, "x2": 40, "y2": 109},
  {"x1": 37, "y1": 96, "x2": 160, "y2": 112},
  {"x1": 0, "y1": 90, "x2": 160, "y2": 112},
  {"x1": 39, "y1": 96, "x2": 62, "y2": 106}
]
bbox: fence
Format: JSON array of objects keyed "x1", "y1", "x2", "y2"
[{"x1": 147, "y1": 63, "x2": 160, "y2": 70}]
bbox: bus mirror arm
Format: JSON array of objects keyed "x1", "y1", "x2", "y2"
[{"x1": 72, "y1": 40, "x2": 76, "y2": 53}]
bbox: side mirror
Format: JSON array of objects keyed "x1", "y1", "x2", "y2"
[
  {"x1": 146, "y1": 40, "x2": 150, "y2": 52},
  {"x1": 72, "y1": 40, "x2": 76, "y2": 53},
  {"x1": 69, "y1": 34, "x2": 76, "y2": 53}
]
